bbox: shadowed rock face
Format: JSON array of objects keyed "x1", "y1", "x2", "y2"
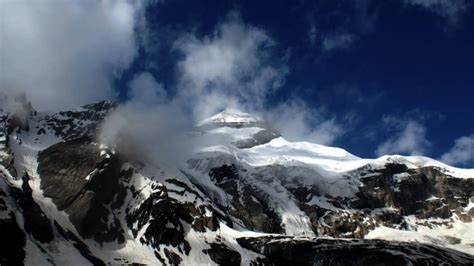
[
  {"x1": 237, "y1": 236, "x2": 474, "y2": 265},
  {"x1": 204, "y1": 243, "x2": 241, "y2": 266},
  {"x1": 37, "y1": 137, "x2": 127, "y2": 243},
  {"x1": 0, "y1": 186, "x2": 26, "y2": 266},
  {"x1": 208, "y1": 164, "x2": 283, "y2": 233},
  {"x1": 0, "y1": 212, "x2": 25, "y2": 265},
  {"x1": 12, "y1": 174, "x2": 54, "y2": 243}
]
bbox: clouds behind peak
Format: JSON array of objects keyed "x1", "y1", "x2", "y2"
[
  {"x1": 376, "y1": 120, "x2": 431, "y2": 157},
  {"x1": 264, "y1": 99, "x2": 345, "y2": 146},
  {"x1": 440, "y1": 135, "x2": 474, "y2": 166},
  {"x1": 174, "y1": 13, "x2": 288, "y2": 120},
  {"x1": 99, "y1": 12, "x2": 292, "y2": 166}
]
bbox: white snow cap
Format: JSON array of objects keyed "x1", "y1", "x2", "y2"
[{"x1": 197, "y1": 108, "x2": 262, "y2": 126}]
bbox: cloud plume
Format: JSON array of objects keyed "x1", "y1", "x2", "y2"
[
  {"x1": 99, "y1": 13, "x2": 290, "y2": 165},
  {"x1": 440, "y1": 134, "x2": 474, "y2": 166},
  {"x1": 0, "y1": 0, "x2": 143, "y2": 111},
  {"x1": 174, "y1": 13, "x2": 288, "y2": 120},
  {"x1": 263, "y1": 99, "x2": 345, "y2": 145},
  {"x1": 376, "y1": 120, "x2": 431, "y2": 156}
]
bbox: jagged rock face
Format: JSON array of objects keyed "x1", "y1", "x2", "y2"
[
  {"x1": 164, "y1": 178, "x2": 229, "y2": 232},
  {"x1": 44, "y1": 101, "x2": 114, "y2": 140},
  {"x1": 353, "y1": 163, "x2": 474, "y2": 220},
  {"x1": 237, "y1": 236, "x2": 474, "y2": 265},
  {"x1": 1, "y1": 101, "x2": 474, "y2": 264},
  {"x1": 197, "y1": 161, "x2": 473, "y2": 241},
  {"x1": 204, "y1": 243, "x2": 241, "y2": 266},
  {"x1": 37, "y1": 137, "x2": 127, "y2": 242},
  {"x1": 208, "y1": 164, "x2": 283, "y2": 233},
  {"x1": 126, "y1": 183, "x2": 192, "y2": 250}
]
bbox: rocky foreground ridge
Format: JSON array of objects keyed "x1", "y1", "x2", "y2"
[{"x1": 0, "y1": 100, "x2": 473, "y2": 265}]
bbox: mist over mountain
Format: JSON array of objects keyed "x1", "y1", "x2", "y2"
[
  {"x1": 1, "y1": 0, "x2": 474, "y2": 265},
  {"x1": 0, "y1": 100, "x2": 473, "y2": 264}
]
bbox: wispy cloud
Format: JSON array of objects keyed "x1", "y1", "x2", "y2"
[
  {"x1": 322, "y1": 33, "x2": 356, "y2": 52},
  {"x1": 263, "y1": 99, "x2": 345, "y2": 145},
  {"x1": 174, "y1": 12, "x2": 288, "y2": 120},
  {"x1": 405, "y1": 0, "x2": 470, "y2": 25},
  {"x1": 99, "y1": 99, "x2": 193, "y2": 167},
  {"x1": 100, "y1": 11, "x2": 349, "y2": 167},
  {"x1": 440, "y1": 134, "x2": 474, "y2": 166},
  {"x1": 376, "y1": 120, "x2": 431, "y2": 156},
  {"x1": 100, "y1": 12, "x2": 292, "y2": 165},
  {"x1": 128, "y1": 72, "x2": 167, "y2": 105}
]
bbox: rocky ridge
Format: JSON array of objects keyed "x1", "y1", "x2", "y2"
[{"x1": 0, "y1": 101, "x2": 473, "y2": 265}]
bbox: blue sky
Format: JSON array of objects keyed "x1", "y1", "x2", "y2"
[
  {"x1": 2, "y1": 0, "x2": 473, "y2": 166},
  {"x1": 118, "y1": 0, "x2": 473, "y2": 164}
]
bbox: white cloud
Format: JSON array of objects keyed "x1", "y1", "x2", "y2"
[
  {"x1": 440, "y1": 134, "x2": 474, "y2": 166},
  {"x1": 0, "y1": 0, "x2": 143, "y2": 111},
  {"x1": 128, "y1": 72, "x2": 167, "y2": 105},
  {"x1": 100, "y1": 13, "x2": 348, "y2": 167},
  {"x1": 99, "y1": 98, "x2": 193, "y2": 167},
  {"x1": 100, "y1": 13, "x2": 290, "y2": 166},
  {"x1": 322, "y1": 33, "x2": 355, "y2": 52},
  {"x1": 405, "y1": 0, "x2": 470, "y2": 24},
  {"x1": 263, "y1": 99, "x2": 345, "y2": 145},
  {"x1": 174, "y1": 13, "x2": 288, "y2": 120},
  {"x1": 376, "y1": 120, "x2": 431, "y2": 156}
]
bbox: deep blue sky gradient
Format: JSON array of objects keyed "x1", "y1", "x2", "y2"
[{"x1": 116, "y1": 0, "x2": 474, "y2": 161}]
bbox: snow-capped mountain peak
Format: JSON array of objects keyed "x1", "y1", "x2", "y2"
[
  {"x1": 197, "y1": 108, "x2": 263, "y2": 127},
  {"x1": 1, "y1": 101, "x2": 473, "y2": 265},
  {"x1": 193, "y1": 109, "x2": 281, "y2": 149}
]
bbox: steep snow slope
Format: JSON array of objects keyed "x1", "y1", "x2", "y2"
[{"x1": 187, "y1": 109, "x2": 474, "y2": 253}]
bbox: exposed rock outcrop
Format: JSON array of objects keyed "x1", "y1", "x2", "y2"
[
  {"x1": 237, "y1": 236, "x2": 474, "y2": 265},
  {"x1": 37, "y1": 137, "x2": 127, "y2": 243}
]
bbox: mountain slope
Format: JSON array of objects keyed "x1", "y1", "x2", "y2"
[{"x1": 0, "y1": 101, "x2": 473, "y2": 265}]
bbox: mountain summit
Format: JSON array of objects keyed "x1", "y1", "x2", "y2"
[
  {"x1": 0, "y1": 101, "x2": 473, "y2": 265},
  {"x1": 197, "y1": 108, "x2": 263, "y2": 126}
]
